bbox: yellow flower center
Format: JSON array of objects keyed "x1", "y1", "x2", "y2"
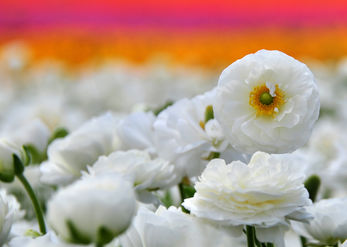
[{"x1": 249, "y1": 83, "x2": 285, "y2": 117}]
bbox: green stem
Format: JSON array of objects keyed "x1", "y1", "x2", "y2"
[
  {"x1": 178, "y1": 182, "x2": 185, "y2": 202},
  {"x1": 246, "y1": 225, "x2": 256, "y2": 247},
  {"x1": 17, "y1": 173, "x2": 47, "y2": 234}
]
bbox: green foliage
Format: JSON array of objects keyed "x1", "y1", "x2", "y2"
[
  {"x1": 304, "y1": 175, "x2": 321, "y2": 202},
  {"x1": 152, "y1": 100, "x2": 174, "y2": 116}
]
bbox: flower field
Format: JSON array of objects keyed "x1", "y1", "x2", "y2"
[{"x1": 1, "y1": 1, "x2": 347, "y2": 246}]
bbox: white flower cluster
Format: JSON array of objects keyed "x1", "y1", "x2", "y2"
[{"x1": 1, "y1": 47, "x2": 347, "y2": 247}]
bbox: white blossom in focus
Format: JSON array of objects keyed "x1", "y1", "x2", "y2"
[
  {"x1": 183, "y1": 152, "x2": 311, "y2": 246},
  {"x1": 40, "y1": 113, "x2": 120, "y2": 185},
  {"x1": 47, "y1": 174, "x2": 136, "y2": 245},
  {"x1": 214, "y1": 50, "x2": 320, "y2": 154}
]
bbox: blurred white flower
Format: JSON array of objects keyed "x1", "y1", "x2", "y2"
[
  {"x1": 214, "y1": 49, "x2": 320, "y2": 154},
  {"x1": 87, "y1": 149, "x2": 179, "y2": 190},
  {"x1": 183, "y1": 152, "x2": 311, "y2": 246},
  {"x1": 1, "y1": 119, "x2": 51, "y2": 153},
  {"x1": 153, "y1": 89, "x2": 227, "y2": 178},
  {"x1": 0, "y1": 190, "x2": 24, "y2": 245},
  {"x1": 47, "y1": 174, "x2": 136, "y2": 245},
  {"x1": 40, "y1": 113, "x2": 120, "y2": 185},
  {"x1": 292, "y1": 197, "x2": 347, "y2": 245},
  {"x1": 0, "y1": 139, "x2": 25, "y2": 182},
  {"x1": 117, "y1": 111, "x2": 156, "y2": 153},
  {"x1": 7, "y1": 231, "x2": 91, "y2": 247},
  {"x1": 1, "y1": 165, "x2": 55, "y2": 220},
  {"x1": 116, "y1": 205, "x2": 245, "y2": 247}
]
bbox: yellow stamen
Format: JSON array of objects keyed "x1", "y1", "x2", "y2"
[
  {"x1": 199, "y1": 121, "x2": 205, "y2": 130},
  {"x1": 249, "y1": 83, "x2": 285, "y2": 117}
]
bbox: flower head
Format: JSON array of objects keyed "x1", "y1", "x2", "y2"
[
  {"x1": 40, "y1": 113, "x2": 120, "y2": 185},
  {"x1": 214, "y1": 50, "x2": 320, "y2": 154},
  {"x1": 183, "y1": 152, "x2": 311, "y2": 227},
  {"x1": 46, "y1": 174, "x2": 136, "y2": 245},
  {"x1": 292, "y1": 197, "x2": 347, "y2": 245},
  {"x1": 87, "y1": 149, "x2": 179, "y2": 190}
]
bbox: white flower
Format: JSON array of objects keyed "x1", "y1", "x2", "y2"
[
  {"x1": 292, "y1": 197, "x2": 347, "y2": 245},
  {"x1": 1, "y1": 165, "x2": 55, "y2": 220},
  {"x1": 40, "y1": 113, "x2": 120, "y2": 185},
  {"x1": 116, "y1": 205, "x2": 245, "y2": 247},
  {"x1": 1, "y1": 119, "x2": 51, "y2": 153},
  {"x1": 214, "y1": 49, "x2": 320, "y2": 154},
  {"x1": 153, "y1": 89, "x2": 227, "y2": 178},
  {"x1": 47, "y1": 174, "x2": 136, "y2": 245},
  {"x1": 117, "y1": 111, "x2": 156, "y2": 153},
  {"x1": 87, "y1": 149, "x2": 179, "y2": 190},
  {"x1": 7, "y1": 231, "x2": 91, "y2": 247},
  {"x1": 0, "y1": 139, "x2": 25, "y2": 182},
  {"x1": 183, "y1": 152, "x2": 311, "y2": 227},
  {"x1": 0, "y1": 190, "x2": 24, "y2": 245}
]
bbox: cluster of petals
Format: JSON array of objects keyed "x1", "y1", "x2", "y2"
[{"x1": 183, "y1": 151, "x2": 312, "y2": 227}]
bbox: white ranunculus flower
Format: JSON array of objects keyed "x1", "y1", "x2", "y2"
[
  {"x1": 0, "y1": 139, "x2": 25, "y2": 182},
  {"x1": 40, "y1": 113, "x2": 120, "y2": 185},
  {"x1": 0, "y1": 190, "x2": 24, "y2": 245},
  {"x1": 214, "y1": 49, "x2": 320, "y2": 154},
  {"x1": 7, "y1": 231, "x2": 92, "y2": 247},
  {"x1": 87, "y1": 149, "x2": 179, "y2": 190},
  {"x1": 291, "y1": 197, "x2": 347, "y2": 246},
  {"x1": 153, "y1": 89, "x2": 228, "y2": 178},
  {"x1": 183, "y1": 152, "x2": 311, "y2": 246},
  {"x1": 47, "y1": 174, "x2": 136, "y2": 246},
  {"x1": 117, "y1": 111, "x2": 156, "y2": 153},
  {"x1": 116, "y1": 205, "x2": 245, "y2": 247},
  {"x1": 1, "y1": 119, "x2": 51, "y2": 154}
]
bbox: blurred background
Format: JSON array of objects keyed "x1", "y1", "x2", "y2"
[{"x1": 0, "y1": 0, "x2": 346, "y2": 130}]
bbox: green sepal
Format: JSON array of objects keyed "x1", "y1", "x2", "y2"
[
  {"x1": 304, "y1": 175, "x2": 321, "y2": 202},
  {"x1": 66, "y1": 220, "x2": 91, "y2": 244},
  {"x1": 0, "y1": 172, "x2": 14, "y2": 183},
  {"x1": 204, "y1": 105, "x2": 214, "y2": 123},
  {"x1": 48, "y1": 127, "x2": 69, "y2": 144},
  {"x1": 22, "y1": 145, "x2": 33, "y2": 166},
  {"x1": 13, "y1": 153, "x2": 24, "y2": 175},
  {"x1": 204, "y1": 151, "x2": 220, "y2": 161},
  {"x1": 152, "y1": 100, "x2": 174, "y2": 116},
  {"x1": 25, "y1": 229, "x2": 42, "y2": 238},
  {"x1": 97, "y1": 226, "x2": 116, "y2": 246}
]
